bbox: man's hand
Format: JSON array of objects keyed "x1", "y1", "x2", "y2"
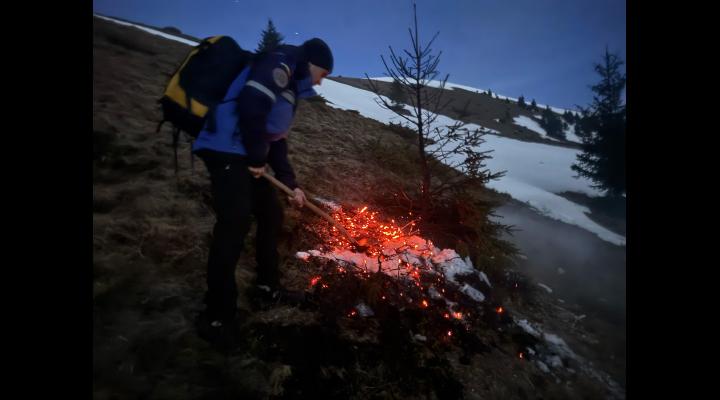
[
  {"x1": 248, "y1": 164, "x2": 267, "y2": 179},
  {"x1": 289, "y1": 188, "x2": 307, "y2": 208}
]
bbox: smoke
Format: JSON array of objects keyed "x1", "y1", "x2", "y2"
[{"x1": 493, "y1": 202, "x2": 626, "y2": 325}]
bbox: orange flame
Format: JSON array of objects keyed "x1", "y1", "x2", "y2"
[
  {"x1": 312, "y1": 203, "x2": 420, "y2": 260},
  {"x1": 306, "y1": 203, "x2": 477, "y2": 316}
]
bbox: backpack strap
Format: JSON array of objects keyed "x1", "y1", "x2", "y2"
[
  {"x1": 172, "y1": 127, "x2": 180, "y2": 175},
  {"x1": 205, "y1": 106, "x2": 218, "y2": 133},
  {"x1": 155, "y1": 119, "x2": 166, "y2": 134}
]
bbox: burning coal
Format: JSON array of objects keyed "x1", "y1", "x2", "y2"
[{"x1": 295, "y1": 203, "x2": 500, "y2": 340}]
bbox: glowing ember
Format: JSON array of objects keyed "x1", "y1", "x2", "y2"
[
  {"x1": 496, "y1": 307, "x2": 504, "y2": 314},
  {"x1": 518, "y1": 352, "x2": 524, "y2": 359},
  {"x1": 296, "y1": 202, "x2": 492, "y2": 335},
  {"x1": 308, "y1": 204, "x2": 422, "y2": 261}
]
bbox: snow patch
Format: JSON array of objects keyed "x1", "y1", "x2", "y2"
[{"x1": 94, "y1": 14, "x2": 199, "y2": 46}]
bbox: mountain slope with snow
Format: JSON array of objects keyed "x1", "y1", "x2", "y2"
[
  {"x1": 94, "y1": 14, "x2": 200, "y2": 46},
  {"x1": 93, "y1": 16, "x2": 625, "y2": 399},
  {"x1": 316, "y1": 79, "x2": 625, "y2": 246},
  {"x1": 334, "y1": 76, "x2": 582, "y2": 148},
  {"x1": 370, "y1": 76, "x2": 580, "y2": 116}
]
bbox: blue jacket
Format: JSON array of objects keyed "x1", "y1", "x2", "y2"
[{"x1": 192, "y1": 45, "x2": 317, "y2": 189}]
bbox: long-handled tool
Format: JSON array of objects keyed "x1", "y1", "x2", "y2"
[{"x1": 261, "y1": 171, "x2": 369, "y2": 252}]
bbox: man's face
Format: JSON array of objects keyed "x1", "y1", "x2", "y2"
[{"x1": 309, "y1": 62, "x2": 330, "y2": 86}]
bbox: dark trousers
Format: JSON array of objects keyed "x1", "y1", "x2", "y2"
[{"x1": 201, "y1": 155, "x2": 283, "y2": 322}]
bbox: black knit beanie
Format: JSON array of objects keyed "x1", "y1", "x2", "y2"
[{"x1": 302, "y1": 38, "x2": 333, "y2": 73}]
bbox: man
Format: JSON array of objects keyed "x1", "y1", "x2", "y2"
[{"x1": 192, "y1": 38, "x2": 333, "y2": 349}]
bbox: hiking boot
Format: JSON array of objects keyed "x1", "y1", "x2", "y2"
[
  {"x1": 247, "y1": 285, "x2": 308, "y2": 308},
  {"x1": 196, "y1": 312, "x2": 241, "y2": 353}
]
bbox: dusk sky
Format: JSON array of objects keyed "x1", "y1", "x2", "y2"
[{"x1": 93, "y1": 0, "x2": 626, "y2": 111}]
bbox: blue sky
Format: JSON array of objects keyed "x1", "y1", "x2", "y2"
[{"x1": 93, "y1": 0, "x2": 626, "y2": 110}]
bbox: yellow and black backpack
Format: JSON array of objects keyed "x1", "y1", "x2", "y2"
[{"x1": 156, "y1": 35, "x2": 254, "y2": 172}]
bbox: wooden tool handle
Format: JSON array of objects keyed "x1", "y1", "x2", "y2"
[{"x1": 261, "y1": 171, "x2": 359, "y2": 245}]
